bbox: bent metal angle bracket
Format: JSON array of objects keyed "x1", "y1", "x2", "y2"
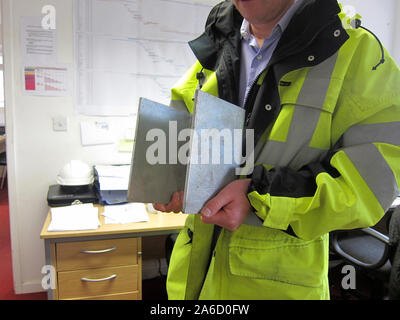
[{"x1": 127, "y1": 91, "x2": 245, "y2": 214}]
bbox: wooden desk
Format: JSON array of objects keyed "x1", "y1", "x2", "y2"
[{"x1": 40, "y1": 206, "x2": 188, "y2": 300}]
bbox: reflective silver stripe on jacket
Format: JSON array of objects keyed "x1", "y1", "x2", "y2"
[
  {"x1": 344, "y1": 144, "x2": 399, "y2": 211},
  {"x1": 256, "y1": 140, "x2": 326, "y2": 171},
  {"x1": 343, "y1": 122, "x2": 400, "y2": 147},
  {"x1": 255, "y1": 52, "x2": 338, "y2": 171},
  {"x1": 245, "y1": 53, "x2": 338, "y2": 225},
  {"x1": 296, "y1": 52, "x2": 338, "y2": 108}
]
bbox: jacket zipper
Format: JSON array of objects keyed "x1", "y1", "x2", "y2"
[{"x1": 244, "y1": 72, "x2": 263, "y2": 127}]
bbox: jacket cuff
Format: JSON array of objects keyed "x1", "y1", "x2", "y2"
[
  {"x1": 247, "y1": 163, "x2": 318, "y2": 231},
  {"x1": 247, "y1": 191, "x2": 294, "y2": 230}
]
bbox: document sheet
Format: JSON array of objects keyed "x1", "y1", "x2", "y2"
[
  {"x1": 101, "y1": 203, "x2": 149, "y2": 224},
  {"x1": 48, "y1": 203, "x2": 100, "y2": 231},
  {"x1": 73, "y1": 0, "x2": 219, "y2": 116}
]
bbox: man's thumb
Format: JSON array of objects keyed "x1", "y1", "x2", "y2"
[{"x1": 201, "y1": 193, "x2": 227, "y2": 217}]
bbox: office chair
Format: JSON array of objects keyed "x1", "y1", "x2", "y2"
[{"x1": 329, "y1": 206, "x2": 398, "y2": 300}]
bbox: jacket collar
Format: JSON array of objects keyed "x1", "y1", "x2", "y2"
[
  {"x1": 189, "y1": 1, "x2": 242, "y2": 70},
  {"x1": 271, "y1": 0, "x2": 348, "y2": 67},
  {"x1": 189, "y1": 0, "x2": 348, "y2": 71}
]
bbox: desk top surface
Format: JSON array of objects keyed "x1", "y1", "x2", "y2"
[{"x1": 40, "y1": 205, "x2": 188, "y2": 239}]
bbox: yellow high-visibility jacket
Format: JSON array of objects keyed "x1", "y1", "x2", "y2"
[{"x1": 167, "y1": 0, "x2": 400, "y2": 300}]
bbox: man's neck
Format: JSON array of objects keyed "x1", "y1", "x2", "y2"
[
  {"x1": 250, "y1": 0, "x2": 295, "y2": 47},
  {"x1": 250, "y1": 23, "x2": 277, "y2": 47}
]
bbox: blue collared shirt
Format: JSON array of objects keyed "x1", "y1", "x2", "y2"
[{"x1": 238, "y1": 0, "x2": 304, "y2": 108}]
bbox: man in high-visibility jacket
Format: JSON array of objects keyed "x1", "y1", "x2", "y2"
[{"x1": 154, "y1": 0, "x2": 400, "y2": 300}]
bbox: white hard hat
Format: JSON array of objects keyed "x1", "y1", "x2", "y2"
[{"x1": 56, "y1": 160, "x2": 94, "y2": 186}]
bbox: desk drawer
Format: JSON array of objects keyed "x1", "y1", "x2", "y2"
[
  {"x1": 79, "y1": 292, "x2": 139, "y2": 300},
  {"x1": 58, "y1": 265, "x2": 139, "y2": 300},
  {"x1": 56, "y1": 238, "x2": 140, "y2": 271}
]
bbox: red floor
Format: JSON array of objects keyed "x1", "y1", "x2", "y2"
[{"x1": 0, "y1": 185, "x2": 46, "y2": 300}]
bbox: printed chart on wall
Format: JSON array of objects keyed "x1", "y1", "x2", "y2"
[
  {"x1": 21, "y1": 16, "x2": 72, "y2": 96},
  {"x1": 74, "y1": 0, "x2": 219, "y2": 116},
  {"x1": 23, "y1": 66, "x2": 71, "y2": 96}
]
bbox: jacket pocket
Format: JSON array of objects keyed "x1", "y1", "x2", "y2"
[{"x1": 228, "y1": 224, "x2": 326, "y2": 288}]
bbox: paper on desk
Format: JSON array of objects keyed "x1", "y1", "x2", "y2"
[
  {"x1": 98, "y1": 176, "x2": 129, "y2": 190},
  {"x1": 95, "y1": 165, "x2": 131, "y2": 190},
  {"x1": 101, "y1": 203, "x2": 149, "y2": 224},
  {"x1": 95, "y1": 165, "x2": 131, "y2": 178},
  {"x1": 48, "y1": 203, "x2": 100, "y2": 231}
]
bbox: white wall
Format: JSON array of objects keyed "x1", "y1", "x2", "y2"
[
  {"x1": 2, "y1": 0, "x2": 133, "y2": 294},
  {"x1": 2, "y1": 0, "x2": 399, "y2": 294},
  {"x1": 339, "y1": 0, "x2": 397, "y2": 56},
  {"x1": 393, "y1": 1, "x2": 400, "y2": 64}
]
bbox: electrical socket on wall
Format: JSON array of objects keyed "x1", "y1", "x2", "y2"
[{"x1": 53, "y1": 116, "x2": 68, "y2": 132}]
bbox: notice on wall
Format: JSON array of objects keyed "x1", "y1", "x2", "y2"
[
  {"x1": 21, "y1": 16, "x2": 72, "y2": 96},
  {"x1": 80, "y1": 120, "x2": 114, "y2": 146},
  {"x1": 23, "y1": 65, "x2": 72, "y2": 96},
  {"x1": 21, "y1": 16, "x2": 57, "y2": 65}
]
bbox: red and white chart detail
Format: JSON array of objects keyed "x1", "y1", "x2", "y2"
[{"x1": 24, "y1": 66, "x2": 71, "y2": 96}]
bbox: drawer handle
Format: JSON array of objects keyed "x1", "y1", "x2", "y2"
[
  {"x1": 80, "y1": 247, "x2": 116, "y2": 254},
  {"x1": 81, "y1": 274, "x2": 117, "y2": 282}
]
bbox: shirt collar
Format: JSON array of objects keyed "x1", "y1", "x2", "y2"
[{"x1": 240, "y1": 0, "x2": 304, "y2": 41}]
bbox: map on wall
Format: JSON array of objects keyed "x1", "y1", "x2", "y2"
[{"x1": 74, "y1": 0, "x2": 219, "y2": 116}]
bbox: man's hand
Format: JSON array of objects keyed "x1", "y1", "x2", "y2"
[
  {"x1": 153, "y1": 191, "x2": 184, "y2": 213},
  {"x1": 200, "y1": 179, "x2": 252, "y2": 231}
]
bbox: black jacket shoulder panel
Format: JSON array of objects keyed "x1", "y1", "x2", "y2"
[
  {"x1": 189, "y1": 1, "x2": 242, "y2": 71},
  {"x1": 188, "y1": 32, "x2": 219, "y2": 71}
]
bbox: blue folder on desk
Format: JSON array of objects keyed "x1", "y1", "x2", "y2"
[{"x1": 97, "y1": 189, "x2": 128, "y2": 205}]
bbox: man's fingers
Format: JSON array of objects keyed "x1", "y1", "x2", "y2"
[
  {"x1": 153, "y1": 191, "x2": 184, "y2": 213},
  {"x1": 201, "y1": 190, "x2": 230, "y2": 218},
  {"x1": 153, "y1": 203, "x2": 167, "y2": 212},
  {"x1": 201, "y1": 208, "x2": 240, "y2": 231},
  {"x1": 201, "y1": 209, "x2": 224, "y2": 225},
  {"x1": 200, "y1": 179, "x2": 252, "y2": 230},
  {"x1": 166, "y1": 191, "x2": 183, "y2": 213}
]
